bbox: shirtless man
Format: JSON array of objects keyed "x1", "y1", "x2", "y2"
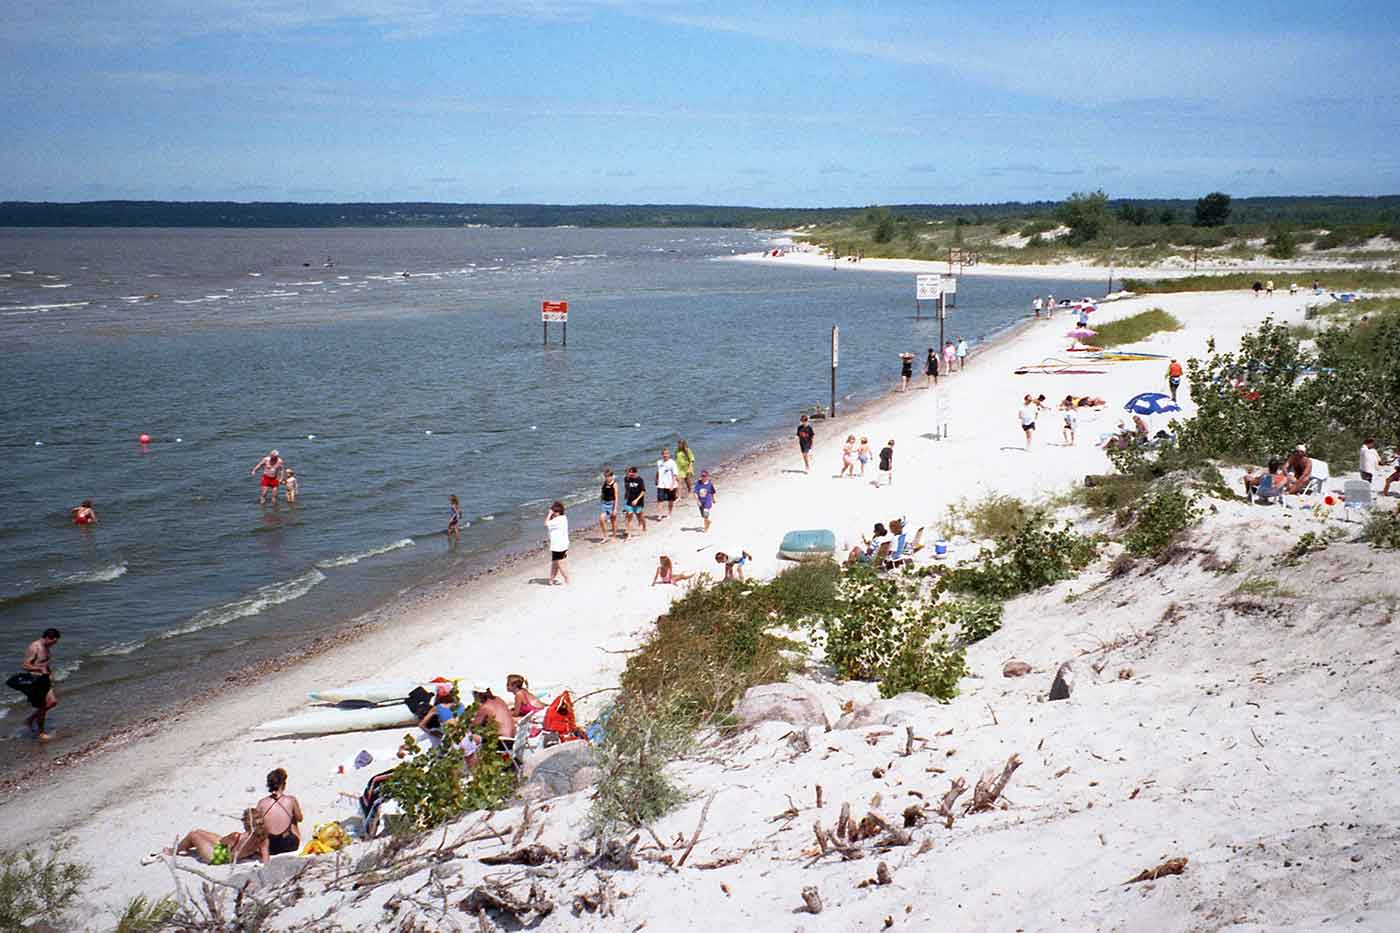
[
  {"x1": 467, "y1": 685, "x2": 517, "y2": 769},
  {"x1": 250, "y1": 450, "x2": 285, "y2": 505},
  {"x1": 13, "y1": 629, "x2": 60, "y2": 740}
]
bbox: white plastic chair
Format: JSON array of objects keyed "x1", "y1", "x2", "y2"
[
  {"x1": 1302, "y1": 459, "x2": 1330, "y2": 496},
  {"x1": 1343, "y1": 479, "x2": 1374, "y2": 521}
]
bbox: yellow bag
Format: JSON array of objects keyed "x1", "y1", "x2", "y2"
[{"x1": 301, "y1": 821, "x2": 350, "y2": 855}]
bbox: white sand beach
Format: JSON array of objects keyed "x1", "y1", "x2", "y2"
[{"x1": 12, "y1": 269, "x2": 1387, "y2": 929}]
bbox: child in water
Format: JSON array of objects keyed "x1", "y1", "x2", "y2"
[
  {"x1": 283, "y1": 471, "x2": 299, "y2": 504},
  {"x1": 651, "y1": 554, "x2": 693, "y2": 586},
  {"x1": 71, "y1": 500, "x2": 98, "y2": 526},
  {"x1": 447, "y1": 495, "x2": 461, "y2": 538}
]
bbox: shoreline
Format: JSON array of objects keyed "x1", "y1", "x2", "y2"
[{"x1": 7, "y1": 262, "x2": 1328, "y2": 923}]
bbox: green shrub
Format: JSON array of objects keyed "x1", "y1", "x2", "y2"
[
  {"x1": 1285, "y1": 531, "x2": 1329, "y2": 563},
  {"x1": 0, "y1": 843, "x2": 90, "y2": 933},
  {"x1": 938, "y1": 493, "x2": 1035, "y2": 543},
  {"x1": 1123, "y1": 488, "x2": 1202, "y2": 557},
  {"x1": 880, "y1": 632, "x2": 966, "y2": 700},
  {"x1": 1091, "y1": 308, "x2": 1182, "y2": 347},
  {"x1": 382, "y1": 714, "x2": 515, "y2": 832},
  {"x1": 1071, "y1": 476, "x2": 1150, "y2": 517},
  {"x1": 114, "y1": 895, "x2": 179, "y2": 933},
  {"x1": 588, "y1": 697, "x2": 690, "y2": 833},
  {"x1": 1360, "y1": 510, "x2": 1400, "y2": 550},
  {"x1": 942, "y1": 514, "x2": 1100, "y2": 599}
]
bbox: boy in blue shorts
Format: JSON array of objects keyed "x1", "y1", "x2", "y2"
[
  {"x1": 622, "y1": 466, "x2": 647, "y2": 539},
  {"x1": 693, "y1": 469, "x2": 716, "y2": 533}
]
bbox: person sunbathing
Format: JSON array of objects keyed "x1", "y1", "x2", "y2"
[
  {"x1": 846, "y1": 523, "x2": 889, "y2": 565},
  {"x1": 160, "y1": 808, "x2": 267, "y2": 865},
  {"x1": 651, "y1": 554, "x2": 693, "y2": 586},
  {"x1": 506, "y1": 674, "x2": 545, "y2": 717}
]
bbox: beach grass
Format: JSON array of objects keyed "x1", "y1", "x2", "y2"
[
  {"x1": 1123, "y1": 270, "x2": 1400, "y2": 294},
  {"x1": 1092, "y1": 308, "x2": 1182, "y2": 347}
]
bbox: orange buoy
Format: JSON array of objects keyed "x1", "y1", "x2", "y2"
[{"x1": 139, "y1": 433, "x2": 151, "y2": 444}]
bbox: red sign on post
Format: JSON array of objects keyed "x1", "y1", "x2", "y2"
[{"x1": 541, "y1": 301, "x2": 568, "y2": 322}]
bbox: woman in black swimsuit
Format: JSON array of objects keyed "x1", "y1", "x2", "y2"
[{"x1": 256, "y1": 767, "x2": 304, "y2": 857}]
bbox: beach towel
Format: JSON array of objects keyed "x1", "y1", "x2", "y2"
[{"x1": 542, "y1": 691, "x2": 589, "y2": 743}]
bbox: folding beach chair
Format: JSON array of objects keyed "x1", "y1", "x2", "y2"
[
  {"x1": 1301, "y1": 459, "x2": 1330, "y2": 496},
  {"x1": 1251, "y1": 474, "x2": 1282, "y2": 506}
]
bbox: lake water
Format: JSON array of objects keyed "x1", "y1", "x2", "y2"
[{"x1": 0, "y1": 226, "x2": 1093, "y2": 754}]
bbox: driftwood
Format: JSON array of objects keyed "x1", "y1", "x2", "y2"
[
  {"x1": 677, "y1": 793, "x2": 717, "y2": 868},
  {"x1": 967, "y1": 754, "x2": 1022, "y2": 814},
  {"x1": 902, "y1": 804, "x2": 925, "y2": 828},
  {"x1": 800, "y1": 886, "x2": 823, "y2": 914},
  {"x1": 815, "y1": 784, "x2": 824, "y2": 808},
  {"x1": 1124, "y1": 856, "x2": 1188, "y2": 884},
  {"x1": 571, "y1": 873, "x2": 617, "y2": 917},
  {"x1": 836, "y1": 802, "x2": 853, "y2": 840},
  {"x1": 937, "y1": 777, "x2": 968, "y2": 827},
  {"x1": 589, "y1": 836, "x2": 640, "y2": 871},
  {"x1": 902, "y1": 725, "x2": 916, "y2": 757},
  {"x1": 478, "y1": 845, "x2": 562, "y2": 867},
  {"x1": 460, "y1": 879, "x2": 554, "y2": 924}
]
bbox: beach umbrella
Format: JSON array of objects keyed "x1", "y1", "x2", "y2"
[
  {"x1": 1123, "y1": 392, "x2": 1181, "y2": 416},
  {"x1": 1066, "y1": 328, "x2": 1097, "y2": 339}
]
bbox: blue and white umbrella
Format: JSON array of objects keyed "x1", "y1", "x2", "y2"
[{"x1": 1124, "y1": 392, "x2": 1181, "y2": 416}]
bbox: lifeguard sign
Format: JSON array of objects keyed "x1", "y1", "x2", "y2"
[{"x1": 542, "y1": 300, "x2": 568, "y2": 346}]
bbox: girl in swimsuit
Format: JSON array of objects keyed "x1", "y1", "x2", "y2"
[
  {"x1": 160, "y1": 807, "x2": 267, "y2": 865},
  {"x1": 506, "y1": 674, "x2": 546, "y2": 717},
  {"x1": 650, "y1": 554, "x2": 693, "y2": 586},
  {"x1": 71, "y1": 500, "x2": 97, "y2": 526},
  {"x1": 839, "y1": 435, "x2": 856, "y2": 478},
  {"x1": 447, "y1": 495, "x2": 461, "y2": 538},
  {"x1": 256, "y1": 768, "x2": 304, "y2": 858}
]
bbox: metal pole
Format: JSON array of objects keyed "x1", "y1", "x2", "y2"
[
  {"x1": 563, "y1": 319, "x2": 567, "y2": 347},
  {"x1": 938, "y1": 293, "x2": 945, "y2": 351},
  {"x1": 830, "y1": 325, "x2": 838, "y2": 418},
  {"x1": 543, "y1": 320, "x2": 548, "y2": 345},
  {"x1": 915, "y1": 298, "x2": 920, "y2": 321}
]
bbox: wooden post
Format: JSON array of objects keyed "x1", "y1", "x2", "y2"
[
  {"x1": 938, "y1": 292, "x2": 945, "y2": 351},
  {"x1": 563, "y1": 319, "x2": 567, "y2": 347},
  {"x1": 543, "y1": 320, "x2": 548, "y2": 345}
]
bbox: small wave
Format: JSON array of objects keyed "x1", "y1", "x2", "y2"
[
  {"x1": 2, "y1": 301, "x2": 90, "y2": 315},
  {"x1": 156, "y1": 569, "x2": 325, "y2": 641},
  {"x1": 94, "y1": 639, "x2": 145, "y2": 657},
  {"x1": 40, "y1": 283, "x2": 72, "y2": 288},
  {"x1": 55, "y1": 562, "x2": 127, "y2": 586},
  {"x1": 274, "y1": 280, "x2": 324, "y2": 286},
  {"x1": 315, "y1": 538, "x2": 415, "y2": 568},
  {"x1": 0, "y1": 562, "x2": 127, "y2": 610},
  {"x1": 248, "y1": 272, "x2": 262, "y2": 276}
]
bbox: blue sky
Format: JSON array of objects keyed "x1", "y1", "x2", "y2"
[{"x1": 3, "y1": 1, "x2": 1398, "y2": 206}]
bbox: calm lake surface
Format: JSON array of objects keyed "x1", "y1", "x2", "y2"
[{"x1": 0, "y1": 226, "x2": 1093, "y2": 753}]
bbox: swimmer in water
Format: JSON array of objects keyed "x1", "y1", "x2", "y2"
[
  {"x1": 251, "y1": 450, "x2": 285, "y2": 505},
  {"x1": 71, "y1": 500, "x2": 97, "y2": 526},
  {"x1": 283, "y1": 470, "x2": 298, "y2": 504},
  {"x1": 448, "y1": 494, "x2": 462, "y2": 538}
]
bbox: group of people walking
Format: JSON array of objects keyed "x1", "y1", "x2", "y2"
[{"x1": 899, "y1": 339, "x2": 967, "y2": 391}]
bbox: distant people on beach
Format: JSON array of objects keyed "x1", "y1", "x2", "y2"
[
  {"x1": 714, "y1": 549, "x2": 751, "y2": 581},
  {"x1": 876, "y1": 439, "x2": 894, "y2": 486},
  {"x1": 545, "y1": 501, "x2": 570, "y2": 585},
  {"x1": 598, "y1": 468, "x2": 619, "y2": 540},
  {"x1": 899, "y1": 352, "x2": 914, "y2": 391},
  {"x1": 925, "y1": 347, "x2": 938, "y2": 386},
  {"x1": 840, "y1": 435, "x2": 856, "y2": 478},
  {"x1": 1045, "y1": 294, "x2": 1055, "y2": 316},
  {"x1": 283, "y1": 470, "x2": 298, "y2": 504},
  {"x1": 943, "y1": 340, "x2": 957, "y2": 373},
  {"x1": 693, "y1": 469, "x2": 716, "y2": 532},
  {"x1": 506, "y1": 674, "x2": 545, "y2": 718},
  {"x1": 70, "y1": 500, "x2": 97, "y2": 526},
  {"x1": 857, "y1": 437, "x2": 872, "y2": 477},
  {"x1": 251, "y1": 449, "x2": 285, "y2": 504},
  {"x1": 652, "y1": 554, "x2": 693, "y2": 586},
  {"x1": 1167, "y1": 359, "x2": 1184, "y2": 403},
  {"x1": 1359, "y1": 437, "x2": 1379, "y2": 484},
  {"x1": 256, "y1": 768, "x2": 304, "y2": 858},
  {"x1": 1032, "y1": 297, "x2": 1042, "y2": 319},
  {"x1": 1252, "y1": 281, "x2": 1263, "y2": 297},
  {"x1": 796, "y1": 414, "x2": 814, "y2": 473},
  {"x1": 622, "y1": 466, "x2": 647, "y2": 538},
  {"x1": 8, "y1": 628, "x2": 60, "y2": 741},
  {"x1": 447, "y1": 494, "x2": 462, "y2": 539},
  {"x1": 1062, "y1": 408, "x2": 1077, "y2": 446},
  {"x1": 956, "y1": 338, "x2": 968, "y2": 369},
  {"x1": 655, "y1": 448, "x2": 680, "y2": 519},
  {"x1": 1266, "y1": 280, "x2": 1275, "y2": 296},
  {"x1": 1019, "y1": 395, "x2": 1039, "y2": 448},
  {"x1": 674, "y1": 440, "x2": 695, "y2": 499}
]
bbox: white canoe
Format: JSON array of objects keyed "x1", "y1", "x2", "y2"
[
  {"x1": 254, "y1": 704, "x2": 417, "y2": 736},
  {"x1": 308, "y1": 677, "x2": 461, "y2": 705}
]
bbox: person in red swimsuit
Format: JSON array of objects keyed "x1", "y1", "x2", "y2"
[
  {"x1": 250, "y1": 450, "x2": 285, "y2": 505},
  {"x1": 70, "y1": 500, "x2": 97, "y2": 525}
]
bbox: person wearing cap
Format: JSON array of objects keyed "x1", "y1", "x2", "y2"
[
  {"x1": 466, "y1": 684, "x2": 516, "y2": 768},
  {"x1": 693, "y1": 469, "x2": 717, "y2": 533},
  {"x1": 1284, "y1": 445, "x2": 1313, "y2": 494},
  {"x1": 250, "y1": 449, "x2": 286, "y2": 505}
]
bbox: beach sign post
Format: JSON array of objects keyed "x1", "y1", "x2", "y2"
[
  {"x1": 542, "y1": 300, "x2": 568, "y2": 346},
  {"x1": 831, "y1": 325, "x2": 839, "y2": 417},
  {"x1": 915, "y1": 273, "x2": 942, "y2": 321}
]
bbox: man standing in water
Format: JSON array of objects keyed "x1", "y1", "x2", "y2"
[
  {"x1": 796, "y1": 414, "x2": 814, "y2": 473},
  {"x1": 250, "y1": 449, "x2": 286, "y2": 505},
  {"x1": 9, "y1": 629, "x2": 60, "y2": 740}
]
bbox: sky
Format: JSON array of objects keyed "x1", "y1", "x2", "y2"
[{"x1": 2, "y1": 0, "x2": 1398, "y2": 207}]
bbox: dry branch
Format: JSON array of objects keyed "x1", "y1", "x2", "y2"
[
  {"x1": 1124, "y1": 856, "x2": 1188, "y2": 884},
  {"x1": 800, "y1": 886, "x2": 823, "y2": 914},
  {"x1": 967, "y1": 754, "x2": 1022, "y2": 814},
  {"x1": 677, "y1": 793, "x2": 717, "y2": 867},
  {"x1": 937, "y1": 777, "x2": 968, "y2": 828}
]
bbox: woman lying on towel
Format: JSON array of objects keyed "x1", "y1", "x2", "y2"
[
  {"x1": 1059, "y1": 395, "x2": 1106, "y2": 409},
  {"x1": 158, "y1": 808, "x2": 267, "y2": 865}
]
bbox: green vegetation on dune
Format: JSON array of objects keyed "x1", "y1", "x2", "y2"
[
  {"x1": 1123, "y1": 270, "x2": 1400, "y2": 294},
  {"x1": 1091, "y1": 308, "x2": 1182, "y2": 347}
]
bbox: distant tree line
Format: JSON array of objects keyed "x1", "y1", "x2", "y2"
[{"x1": 0, "y1": 194, "x2": 1397, "y2": 229}]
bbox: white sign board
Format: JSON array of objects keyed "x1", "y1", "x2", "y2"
[
  {"x1": 541, "y1": 311, "x2": 568, "y2": 322},
  {"x1": 832, "y1": 326, "x2": 840, "y2": 367},
  {"x1": 943, "y1": 277, "x2": 957, "y2": 295},
  {"x1": 915, "y1": 274, "x2": 943, "y2": 300}
]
